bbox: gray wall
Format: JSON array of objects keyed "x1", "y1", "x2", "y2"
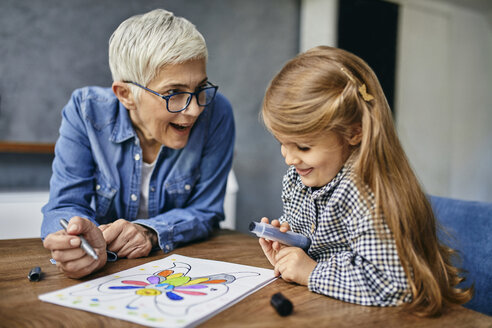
[{"x1": 0, "y1": 0, "x2": 299, "y2": 233}]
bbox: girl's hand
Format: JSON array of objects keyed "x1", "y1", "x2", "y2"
[
  {"x1": 274, "y1": 247, "x2": 317, "y2": 286},
  {"x1": 258, "y1": 217, "x2": 291, "y2": 266}
]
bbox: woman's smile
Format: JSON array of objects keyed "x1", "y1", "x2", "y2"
[
  {"x1": 169, "y1": 121, "x2": 194, "y2": 134},
  {"x1": 130, "y1": 59, "x2": 207, "y2": 150}
]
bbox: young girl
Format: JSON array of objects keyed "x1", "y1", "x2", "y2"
[{"x1": 259, "y1": 46, "x2": 471, "y2": 316}]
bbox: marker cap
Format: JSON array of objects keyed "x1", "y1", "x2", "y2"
[
  {"x1": 28, "y1": 266, "x2": 42, "y2": 282},
  {"x1": 270, "y1": 292, "x2": 293, "y2": 316}
]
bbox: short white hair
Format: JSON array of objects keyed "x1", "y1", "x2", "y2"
[{"x1": 109, "y1": 9, "x2": 208, "y2": 96}]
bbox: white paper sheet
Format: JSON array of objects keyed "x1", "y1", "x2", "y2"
[{"x1": 39, "y1": 254, "x2": 276, "y2": 327}]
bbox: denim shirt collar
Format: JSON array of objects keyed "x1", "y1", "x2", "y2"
[{"x1": 110, "y1": 102, "x2": 137, "y2": 144}]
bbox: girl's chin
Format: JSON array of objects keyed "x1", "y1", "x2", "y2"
[{"x1": 300, "y1": 176, "x2": 325, "y2": 188}]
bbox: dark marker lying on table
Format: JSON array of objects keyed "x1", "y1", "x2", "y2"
[
  {"x1": 60, "y1": 218, "x2": 99, "y2": 260},
  {"x1": 249, "y1": 221, "x2": 311, "y2": 251},
  {"x1": 271, "y1": 292, "x2": 293, "y2": 316}
]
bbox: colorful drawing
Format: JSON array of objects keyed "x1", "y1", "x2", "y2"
[
  {"x1": 71, "y1": 261, "x2": 259, "y2": 317},
  {"x1": 39, "y1": 254, "x2": 275, "y2": 328}
]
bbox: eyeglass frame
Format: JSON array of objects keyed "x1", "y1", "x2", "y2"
[{"x1": 123, "y1": 80, "x2": 219, "y2": 113}]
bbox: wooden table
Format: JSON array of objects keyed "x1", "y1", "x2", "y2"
[{"x1": 0, "y1": 230, "x2": 490, "y2": 327}]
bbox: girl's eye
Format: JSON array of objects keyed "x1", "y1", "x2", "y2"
[{"x1": 297, "y1": 146, "x2": 310, "y2": 151}]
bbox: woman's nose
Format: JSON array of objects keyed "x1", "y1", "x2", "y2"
[{"x1": 182, "y1": 96, "x2": 202, "y2": 116}]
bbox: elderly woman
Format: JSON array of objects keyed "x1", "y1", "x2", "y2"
[{"x1": 41, "y1": 9, "x2": 235, "y2": 278}]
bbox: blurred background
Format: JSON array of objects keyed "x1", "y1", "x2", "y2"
[{"x1": 0, "y1": 0, "x2": 491, "y2": 238}]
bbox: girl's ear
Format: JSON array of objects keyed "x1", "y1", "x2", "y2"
[
  {"x1": 112, "y1": 82, "x2": 137, "y2": 110},
  {"x1": 348, "y1": 124, "x2": 362, "y2": 146}
]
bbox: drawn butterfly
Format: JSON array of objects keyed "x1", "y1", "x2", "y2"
[{"x1": 71, "y1": 261, "x2": 259, "y2": 316}]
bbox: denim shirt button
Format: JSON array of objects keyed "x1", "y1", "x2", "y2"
[
  {"x1": 184, "y1": 184, "x2": 191, "y2": 191},
  {"x1": 165, "y1": 245, "x2": 170, "y2": 251},
  {"x1": 96, "y1": 184, "x2": 101, "y2": 190},
  {"x1": 150, "y1": 186, "x2": 155, "y2": 192},
  {"x1": 134, "y1": 154, "x2": 141, "y2": 161},
  {"x1": 131, "y1": 194, "x2": 138, "y2": 201}
]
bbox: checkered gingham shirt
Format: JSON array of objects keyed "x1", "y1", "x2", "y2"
[{"x1": 278, "y1": 161, "x2": 411, "y2": 306}]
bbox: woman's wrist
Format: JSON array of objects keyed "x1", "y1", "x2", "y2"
[{"x1": 135, "y1": 224, "x2": 159, "y2": 249}]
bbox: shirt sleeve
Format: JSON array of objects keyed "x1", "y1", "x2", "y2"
[
  {"x1": 133, "y1": 93, "x2": 235, "y2": 252},
  {"x1": 308, "y1": 199, "x2": 410, "y2": 306},
  {"x1": 41, "y1": 89, "x2": 99, "y2": 238}
]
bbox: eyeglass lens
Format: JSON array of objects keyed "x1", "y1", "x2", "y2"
[{"x1": 168, "y1": 87, "x2": 216, "y2": 112}]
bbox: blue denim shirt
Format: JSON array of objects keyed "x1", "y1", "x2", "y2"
[{"x1": 41, "y1": 86, "x2": 235, "y2": 253}]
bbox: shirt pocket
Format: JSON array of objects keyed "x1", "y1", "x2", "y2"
[
  {"x1": 94, "y1": 171, "x2": 117, "y2": 217},
  {"x1": 164, "y1": 171, "x2": 200, "y2": 208}
]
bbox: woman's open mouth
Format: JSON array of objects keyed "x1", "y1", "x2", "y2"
[{"x1": 170, "y1": 122, "x2": 192, "y2": 132}]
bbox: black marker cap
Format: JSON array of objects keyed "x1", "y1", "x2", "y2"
[
  {"x1": 106, "y1": 250, "x2": 118, "y2": 262},
  {"x1": 28, "y1": 266, "x2": 42, "y2": 282},
  {"x1": 249, "y1": 221, "x2": 256, "y2": 231},
  {"x1": 270, "y1": 292, "x2": 293, "y2": 316}
]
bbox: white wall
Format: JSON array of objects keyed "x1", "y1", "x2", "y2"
[
  {"x1": 300, "y1": 0, "x2": 492, "y2": 203},
  {"x1": 300, "y1": 0, "x2": 338, "y2": 51},
  {"x1": 395, "y1": 0, "x2": 492, "y2": 202},
  {"x1": 0, "y1": 191, "x2": 48, "y2": 239}
]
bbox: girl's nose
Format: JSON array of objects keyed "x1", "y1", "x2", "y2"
[{"x1": 282, "y1": 147, "x2": 300, "y2": 166}]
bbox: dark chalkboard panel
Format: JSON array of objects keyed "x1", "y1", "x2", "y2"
[
  {"x1": 0, "y1": 0, "x2": 299, "y2": 233},
  {"x1": 0, "y1": 0, "x2": 300, "y2": 143}
]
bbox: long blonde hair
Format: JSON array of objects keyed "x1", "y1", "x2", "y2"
[{"x1": 261, "y1": 46, "x2": 472, "y2": 316}]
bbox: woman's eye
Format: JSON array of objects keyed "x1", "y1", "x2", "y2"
[
  {"x1": 297, "y1": 146, "x2": 310, "y2": 151},
  {"x1": 164, "y1": 89, "x2": 180, "y2": 96}
]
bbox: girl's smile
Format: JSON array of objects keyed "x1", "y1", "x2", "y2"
[
  {"x1": 295, "y1": 167, "x2": 313, "y2": 177},
  {"x1": 277, "y1": 132, "x2": 350, "y2": 187}
]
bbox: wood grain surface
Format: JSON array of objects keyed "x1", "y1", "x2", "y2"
[{"x1": 0, "y1": 230, "x2": 490, "y2": 327}]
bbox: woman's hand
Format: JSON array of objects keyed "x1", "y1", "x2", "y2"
[
  {"x1": 274, "y1": 247, "x2": 317, "y2": 286},
  {"x1": 258, "y1": 217, "x2": 291, "y2": 267},
  {"x1": 43, "y1": 216, "x2": 107, "y2": 279},
  {"x1": 99, "y1": 219, "x2": 157, "y2": 259}
]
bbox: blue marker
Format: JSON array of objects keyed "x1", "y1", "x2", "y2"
[{"x1": 249, "y1": 221, "x2": 311, "y2": 251}]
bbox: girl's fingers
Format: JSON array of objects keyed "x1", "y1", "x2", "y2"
[{"x1": 279, "y1": 222, "x2": 291, "y2": 232}]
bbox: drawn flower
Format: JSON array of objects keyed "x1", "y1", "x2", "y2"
[
  {"x1": 108, "y1": 265, "x2": 229, "y2": 301},
  {"x1": 70, "y1": 262, "x2": 258, "y2": 317}
]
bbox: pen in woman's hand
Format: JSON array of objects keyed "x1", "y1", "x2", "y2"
[{"x1": 59, "y1": 218, "x2": 99, "y2": 260}]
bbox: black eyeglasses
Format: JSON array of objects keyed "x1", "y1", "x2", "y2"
[{"x1": 124, "y1": 81, "x2": 218, "y2": 113}]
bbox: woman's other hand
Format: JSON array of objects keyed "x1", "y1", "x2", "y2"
[{"x1": 100, "y1": 219, "x2": 157, "y2": 259}]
